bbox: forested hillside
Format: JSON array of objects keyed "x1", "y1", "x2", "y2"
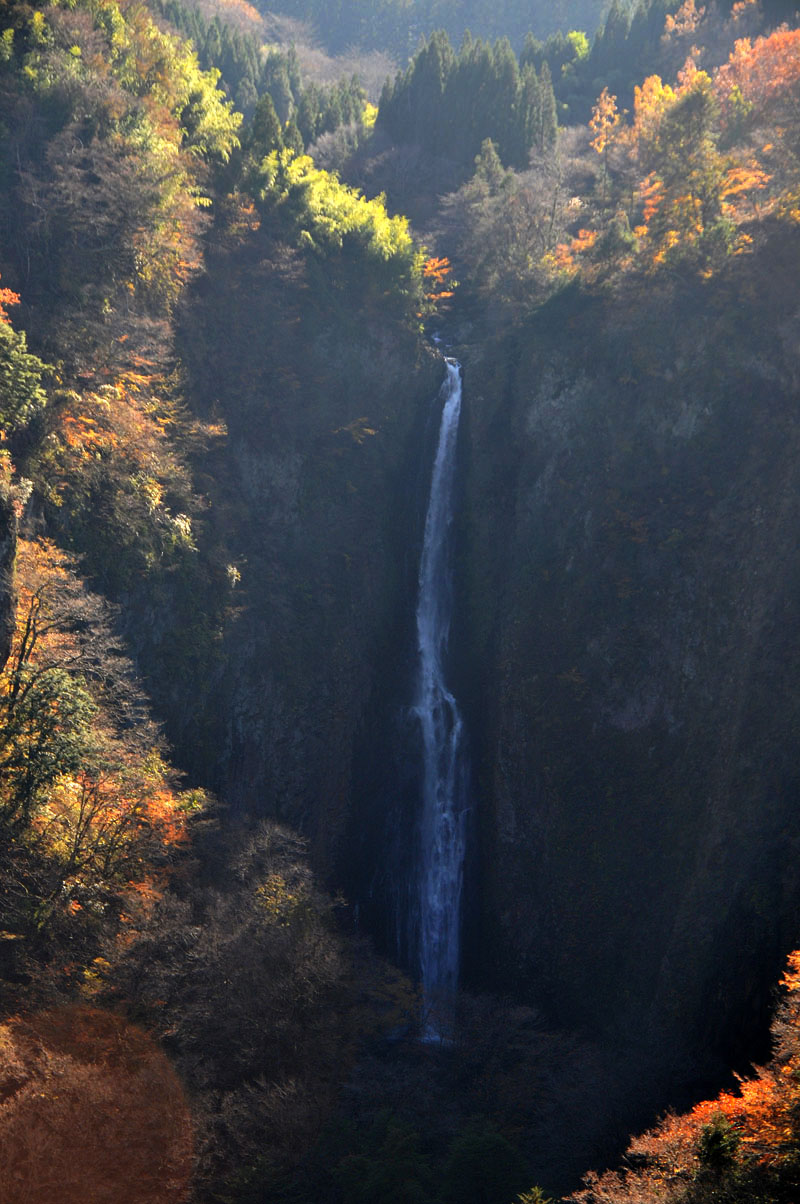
[
  {"x1": 3, "y1": 0, "x2": 800, "y2": 1201},
  {"x1": 242, "y1": 0, "x2": 610, "y2": 58}
]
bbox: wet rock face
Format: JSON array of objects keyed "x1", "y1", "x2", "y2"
[{"x1": 461, "y1": 254, "x2": 800, "y2": 1072}]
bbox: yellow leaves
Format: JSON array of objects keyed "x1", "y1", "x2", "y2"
[
  {"x1": 664, "y1": 0, "x2": 705, "y2": 39},
  {"x1": 61, "y1": 413, "x2": 119, "y2": 459},
  {"x1": 38, "y1": 376, "x2": 189, "y2": 540},
  {"x1": 255, "y1": 871, "x2": 311, "y2": 926},
  {"x1": 333, "y1": 417, "x2": 379, "y2": 445},
  {"x1": 362, "y1": 100, "x2": 378, "y2": 130},
  {"x1": 633, "y1": 75, "x2": 676, "y2": 147},
  {"x1": 676, "y1": 55, "x2": 707, "y2": 91},
  {"x1": 590, "y1": 87, "x2": 622, "y2": 155},
  {"x1": 29, "y1": 757, "x2": 190, "y2": 900},
  {"x1": 544, "y1": 243, "x2": 576, "y2": 275},
  {"x1": 1, "y1": 537, "x2": 200, "y2": 912}
]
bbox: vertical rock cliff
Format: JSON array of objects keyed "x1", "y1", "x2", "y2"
[
  {"x1": 154, "y1": 225, "x2": 443, "y2": 874},
  {"x1": 462, "y1": 232, "x2": 800, "y2": 1075}
]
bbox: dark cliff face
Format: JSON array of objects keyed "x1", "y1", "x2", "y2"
[
  {"x1": 153, "y1": 225, "x2": 443, "y2": 873},
  {"x1": 214, "y1": 327, "x2": 442, "y2": 870},
  {"x1": 461, "y1": 228, "x2": 800, "y2": 1074}
]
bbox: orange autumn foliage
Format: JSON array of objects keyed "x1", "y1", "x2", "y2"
[
  {"x1": 632, "y1": 74, "x2": 678, "y2": 151},
  {"x1": 0, "y1": 538, "x2": 201, "y2": 914},
  {"x1": 0, "y1": 281, "x2": 20, "y2": 326},
  {"x1": 571, "y1": 950, "x2": 800, "y2": 1204},
  {"x1": 712, "y1": 28, "x2": 800, "y2": 220},
  {"x1": 0, "y1": 1006, "x2": 193, "y2": 1204},
  {"x1": 422, "y1": 255, "x2": 455, "y2": 301},
  {"x1": 715, "y1": 26, "x2": 800, "y2": 123},
  {"x1": 546, "y1": 230, "x2": 598, "y2": 278},
  {"x1": 32, "y1": 373, "x2": 197, "y2": 586}
]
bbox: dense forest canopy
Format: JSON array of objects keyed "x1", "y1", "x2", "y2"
[
  {"x1": 377, "y1": 30, "x2": 557, "y2": 168},
  {"x1": 2, "y1": 0, "x2": 800, "y2": 1200}
]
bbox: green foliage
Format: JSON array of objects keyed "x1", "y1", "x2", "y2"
[
  {"x1": 153, "y1": 0, "x2": 267, "y2": 114},
  {"x1": 0, "y1": 666, "x2": 97, "y2": 827},
  {"x1": 0, "y1": 0, "x2": 239, "y2": 345},
  {"x1": 696, "y1": 1112, "x2": 740, "y2": 1173},
  {"x1": 335, "y1": 1116, "x2": 437, "y2": 1204},
  {"x1": 517, "y1": 0, "x2": 682, "y2": 122},
  {"x1": 566, "y1": 30, "x2": 590, "y2": 60},
  {"x1": 378, "y1": 30, "x2": 557, "y2": 169},
  {"x1": 94, "y1": 0, "x2": 241, "y2": 163},
  {"x1": 0, "y1": 323, "x2": 48, "y2": 433},
  {"x1": 442, "y1": 1122, "x2": 531, "y2": 1204},
  {"x1": 27, "y1": 382, "x2": 199, "y2": 597},
  {"x1": 253, "y1": 149, "x2": 424, "y2": 310},
  {"x1": 152, "y1": 0, "x2": 368, "y2": 148},
  {"x1": 248, "y1": 91, "x2": 284, "y2": 157}
]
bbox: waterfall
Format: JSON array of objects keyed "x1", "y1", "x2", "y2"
[{"x1": 413, "y1": 358, "x2": 468, "y2": 1038}]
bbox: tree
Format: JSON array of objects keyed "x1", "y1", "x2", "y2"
[
  {"x1": 252, "y1": 149, "x2": 424, "y2": 315},
  {"x1": 0, "y1": 538, "x2": 194, "y2": 905},
  {"x1": 0, "y1": 279, "x2": 20, "y2": 325},
  {"x1": 377, "y1": 31, "x2": 556, "y2": 171},
  {"x1": 590, "y1": 86, "x2": 622, "y2": 199},
  {"x1": 0, "y1": 0, "x2": 239, "y2": 357},
  {"x1": 0, "y1": 1006, "x2": 193, "y2": 1204},
  {"x1": 442, "y1": 1123, "x2": 530, "y2": 1204},
  {"x1": 0, "y1": 321, "x2": 49, "y2": 434},
  {"x1": 623, "y1": 65, "x2": 740, "y2": 271},
  {"x1": 335, "y1": 1118, "x2": 436, "y2": 1204},
  {"x1": 714, "y1": 27, "x2": 800, "y2": 212},
  {"x1": 96, "y1": 820, "x2": 401, "y2": 1198},
  {"x1": 30, "y1": 380, "x2": 198, "y2": 595}
]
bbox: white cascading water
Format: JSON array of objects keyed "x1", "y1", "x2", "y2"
[{"x1": 413, "y1": 358, "x2": 468, "y2": 1039}]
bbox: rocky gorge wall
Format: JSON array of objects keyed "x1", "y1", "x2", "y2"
[
  {"x1": 131, "y1": 207, "x2": 800, "y2": 1094},
  {"x1": 460, "y1": 226, "x2": 800, "y2": 1077},
  {"x1": 162, "y1": 225, "x2": 443, "y2": 872}
]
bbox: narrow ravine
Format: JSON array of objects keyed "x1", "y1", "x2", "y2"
[{"x1": 413, "y1": 358, "x2": 469, "y2": 1038}]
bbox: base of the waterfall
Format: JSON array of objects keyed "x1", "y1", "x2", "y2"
[
  {"x1": 419, "y1": 1023, "x2": 455, "y2": 1047},
  {"x1": 419, "y1": 992, "x2": 457, "y2": 1046}
]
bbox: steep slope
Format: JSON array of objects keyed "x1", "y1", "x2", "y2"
[
  {"x1": 159, "y1": 198, "x2": 441, "y2": 871},
  {"x1": 462, "y1": 224, "x2": 800, "y2": 1079}
]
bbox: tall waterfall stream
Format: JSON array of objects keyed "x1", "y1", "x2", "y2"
[{"x1": 413, "y1": 358, "x2": 469, "y2": 1038}]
